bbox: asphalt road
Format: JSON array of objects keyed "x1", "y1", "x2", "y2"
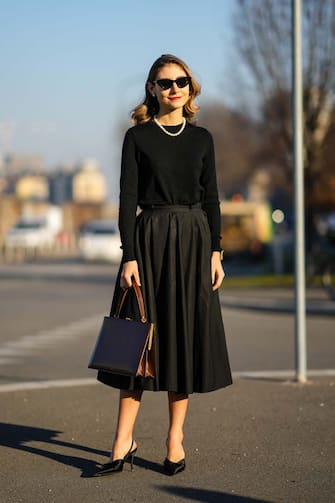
[
  {"x1": 0, "y1": 273, "x2": 334, "y2": 502},
  {"x1": 1, "y1": 377, "x2": 334, "y2": 503},
  {"x1": 0, "y1": 276, "x2": 334, "y2": 385}
]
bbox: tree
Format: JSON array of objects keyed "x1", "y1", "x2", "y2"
[
  {"x1": 233, "y1": 0, "x2": 335, "y2": 204},
  {"x1": 199, "y1": 102, "x2": 260, "y2": 198}
]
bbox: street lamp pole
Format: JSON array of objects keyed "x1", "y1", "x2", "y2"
[{"x1": 292, "y1": 0, "x2": 307, "y2": 382}]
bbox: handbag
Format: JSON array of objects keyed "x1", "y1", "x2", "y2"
[{"x1": 88, "y1": 279, "x2": 156, "y2": 378}]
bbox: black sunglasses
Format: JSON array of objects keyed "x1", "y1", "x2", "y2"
[{"x1": 153, "y1": 77, "x2": 191, "y2": 90}]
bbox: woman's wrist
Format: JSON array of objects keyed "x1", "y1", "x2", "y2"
[{"x1": 212, "y1": 250, "x2": 224, "y2": 261}]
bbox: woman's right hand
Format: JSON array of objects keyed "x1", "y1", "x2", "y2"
[{"x1": 120, "y1": 260, "x2": 141, "y2": 288}]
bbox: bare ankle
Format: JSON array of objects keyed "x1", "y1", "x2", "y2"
[
  {"x1": 111, "y1": 436, "x2": 136, "y2": 461},
  {"x1": 113, "y1": 433, "x2": 133, "y2": 445},
  {"x1": 167, "y1": 431, "x2": 184, "y2": 444}
]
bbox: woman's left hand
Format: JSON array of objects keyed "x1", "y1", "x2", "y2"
[{"x1": 211, "y1": 251, "x2": 225, "y2": 291}]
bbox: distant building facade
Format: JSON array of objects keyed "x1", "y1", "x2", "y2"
[
  {"x1": 1, "y1": 154, "x2": 46, "y2": 195},
  {"x1": 72, "y1": 159, "x2": 106, "y2": 203},
  {"x1": 15, "y1": 175, "x2": 49, "y2": 201},
  {"x1": 2, "y1": 154, "x2": 45, "y2": 175},
  {"x1": 48, "y1": 166, "x2": 74, "y2": 205},
  {"x1": 0, "y1": 154, "x2": 108, "y2": 244},
  {"x1": 0, "y1": 154, "x2": 106, "y2": 205},
  {"x1": 48, "y1": 159, "x2": 106, "y2": 205}
]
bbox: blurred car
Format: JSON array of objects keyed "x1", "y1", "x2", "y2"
[
  {"x1": 5, "y1": 207, "x2": 63, "y2": 250},
  {"x1": 78, "y1": 219, "x2": 122, "y2": 263}
]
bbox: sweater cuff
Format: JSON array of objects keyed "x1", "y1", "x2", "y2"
[
  {"x1": 122, "y1": 252, "x2": 136, "y2": 263},
  {"x1": 120, "y1": 243, "x2": 136, "y2": 262},
  {"x1": 211, "y1": 236, "x2": 222, "y2": 252}
]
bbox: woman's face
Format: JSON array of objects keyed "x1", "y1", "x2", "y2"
[{"x1": 148, "y1": 63, "x2": 190, "y2": 115}]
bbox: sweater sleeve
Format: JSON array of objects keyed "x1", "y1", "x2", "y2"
[
  {"x1": 201, "y1": 131, "x2": 222, "y2": 251},
  {"x1": 118, "y1": 128, "x2": 138, "y2": 262}
]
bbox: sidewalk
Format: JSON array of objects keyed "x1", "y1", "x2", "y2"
[
  {"x1": 1, "y1": 377, "x2": 334, "y2": 503},
  {"x1": 220, "y1": 287, "x2": 335, "y2": 315}
]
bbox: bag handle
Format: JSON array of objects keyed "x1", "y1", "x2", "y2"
[{"x1": 114, "y1": 278, "x2": 147, "y2": 323}]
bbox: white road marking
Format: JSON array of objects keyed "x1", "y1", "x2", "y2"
[
  {"x1": 0, "y1": 378, "x2": 98, "y2": 392},
  {"x1": 0, "y1": 348, "x2": 34, "y2": 356},
  {"x1": 0, "y1": 314, "x2": 101, "y2": 365},
  {"x1": 0, "y1": 358, "x2": 22, "y2": 365},
  {"x1": 0, "y1": 370, "x2": 334, "y2": 392},
  {"x1": 235, "y1": 369, "x2": 335, "y2": 378}
]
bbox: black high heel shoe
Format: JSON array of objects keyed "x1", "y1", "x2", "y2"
[
  {"x1": 94, "y1": 440, "x2": 137, "y2": 476},
  {"x1": 163, "y1": 457, "x2": 186, "y2": 476}
]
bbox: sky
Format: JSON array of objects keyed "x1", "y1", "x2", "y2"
[{"x1": 0, "y1": 0, "x2": 237, "y2": 200}]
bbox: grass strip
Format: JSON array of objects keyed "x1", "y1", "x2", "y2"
[{"x1": 223, "y1": 275, "x2": 323, "y2": 288}]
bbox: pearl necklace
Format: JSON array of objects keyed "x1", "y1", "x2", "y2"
[{"x1": 153, "y1": 116, "x2": 186, "y2": 137}]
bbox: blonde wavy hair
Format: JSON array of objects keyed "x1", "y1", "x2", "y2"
[{"x1": 131, "y1": 54, "x2": 201, "y2": 125}]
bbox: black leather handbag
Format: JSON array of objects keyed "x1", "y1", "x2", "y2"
[{"x1": 88, "y1": 279, "x2": 156, "y2": 378}]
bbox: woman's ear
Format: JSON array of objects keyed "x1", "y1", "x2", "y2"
[{"x1": 147, "y1": 81, "x2": 155, "y2": 96}]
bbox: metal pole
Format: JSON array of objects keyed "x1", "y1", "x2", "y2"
[{"x1": 292, "y1": 0, "x2": 307, "y2": 382}]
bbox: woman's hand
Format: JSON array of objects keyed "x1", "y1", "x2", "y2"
[
  {"x1": 211, "y1": 251, "x2": 225, "y2": 291},
  {"x1": 120, "y1": 260, "x2": 141, "y2": 288}
]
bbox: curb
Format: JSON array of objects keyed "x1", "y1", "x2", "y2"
[{"x1": 221, "y1": 296, "x2": 335, "y2": 315}]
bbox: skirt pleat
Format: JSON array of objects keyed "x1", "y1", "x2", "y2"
[{"x1": 97, "y1": 206, "x2": 232, "y2": 394}]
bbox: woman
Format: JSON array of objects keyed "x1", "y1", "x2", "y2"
[{"x1": 95, "y1": 54, "x2": 232, "y2": 476}]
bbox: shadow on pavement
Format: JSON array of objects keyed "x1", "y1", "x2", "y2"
[
  {"x1": 0, "y1": 422, "x2": 172, "y2": 478},
  {"x1": 132, "y1": 456, "x2": 166, "y2": 475},
  {"x1": 0, "y1": 422, "x2": 108, "y2": 477},
  {"x1": 156, "y1": 486, "x2": 271, "y2": 502}
]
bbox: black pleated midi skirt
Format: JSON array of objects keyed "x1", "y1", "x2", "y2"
[{"x1": 97, "y1": 205, "x2": 232, "y2": 394}]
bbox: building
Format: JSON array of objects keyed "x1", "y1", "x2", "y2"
[
  {"x1": 15, "y1": 175, "x2": 49, "y2": 201},
  {"x1": 48, "y1": 159, "x2": 107, "y2": 205},
  {"x1": 48, "y1": 165, "x2": 74, "y2": 205},
  {"x1": 72, "y1": 159, "x2": 106, "y2": 204},
  {"x1": 2, "y1": 154, "x2": 45, "y2": 175},
  {"x1": 1, "y1": 154, "x2": 46, "y2": 195}
]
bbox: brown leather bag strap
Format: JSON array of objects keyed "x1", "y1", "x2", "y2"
[
  {"x1": 114, "y1": 288, "x2": 128, "y2": 318},
  {"x1": 114, "y1": 279, "x2": 147, "y2": 323},
  {"x1": 132, "y1": 280, "x2": 147, "y2": 322}
]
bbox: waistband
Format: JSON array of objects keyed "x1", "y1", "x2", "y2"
[{"x1": 140, "y1": 202, "x2": 202, "y2": 211}]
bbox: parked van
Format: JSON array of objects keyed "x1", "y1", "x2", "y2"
[
  {"x1": 78, "y1": 219, "x2": 122, "y2": 263},
  {"x1": 5, "y1": 206, "x2": 63, "y2": 250}
]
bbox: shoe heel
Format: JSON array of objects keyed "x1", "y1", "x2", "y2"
[
  {"x1": 164, "y1": 457, "x2": 186, "y2": 476},
  {"x1": 130, "y1": 452, "x2": 135, "y2": 471},
  {"x1": 94, "y1": 441, "x2": 137, "y2": 477},
  {"x1": 124, "y1": 444, "x2": 137, "y2": 471}
]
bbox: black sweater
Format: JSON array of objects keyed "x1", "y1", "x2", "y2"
[{"x1": 119, "y1": 120, "x2": 222, "y2": 262}]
